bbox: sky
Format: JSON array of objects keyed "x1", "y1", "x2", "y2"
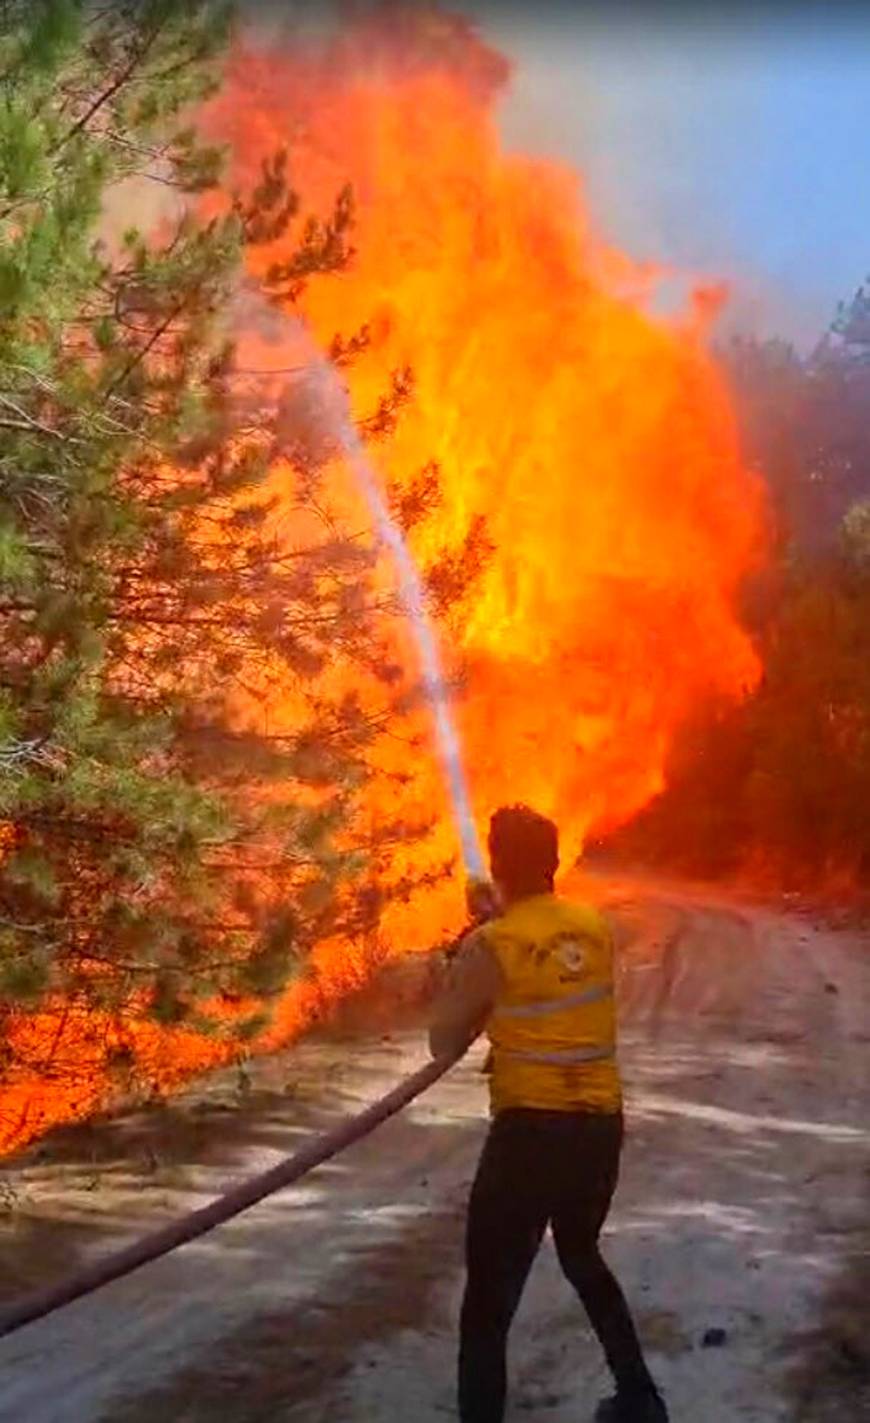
[
  {"x1": 469, "y1": 1, "x2": 870, "y2": 348},
  {"x1": 252, "y1": 1, "x2": 870, "y2": 351}
]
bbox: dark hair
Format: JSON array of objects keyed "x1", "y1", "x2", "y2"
[{"x1": 488, "y1": 804, "x2": 559, "y2": 899}]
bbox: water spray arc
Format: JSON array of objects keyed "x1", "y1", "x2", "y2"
[{"x1": 310, "y1": 355, "x2": 486, "y2": 881}]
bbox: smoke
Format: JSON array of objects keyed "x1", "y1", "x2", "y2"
[{"x1": 463, "y1": 0, "x2": 870, "y2": 351}]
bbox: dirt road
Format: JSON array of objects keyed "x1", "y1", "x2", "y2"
[{"x1": 0, "y1": 879, "x2": 866, "y2": 1422}]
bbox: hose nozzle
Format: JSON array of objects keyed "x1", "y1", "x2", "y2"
[{"x1": 465, "y1": 876, "x2": 500, "y2": 926}]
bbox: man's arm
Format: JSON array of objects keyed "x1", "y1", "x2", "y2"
[{"x1": 429, "y1": 930, "x2": 501, "y2": 1061}]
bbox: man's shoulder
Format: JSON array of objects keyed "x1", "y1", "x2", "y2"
[
  {"x1": 445, "y1": 922, "x2": 499, "y2": 973},
  {"x1": 444, "y1": 924, "x2": 502, "y2": 999},
  {"x1": 475, "y1": 910, "x2": 516, "y2": 949},
  {"x1": 459, "y1": 922, "x2": 492, "y2": 955}
]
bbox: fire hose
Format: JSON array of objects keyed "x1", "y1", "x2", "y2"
[{"x1": 0, "y1": 1047, "x2": 462, "y2": 1343}]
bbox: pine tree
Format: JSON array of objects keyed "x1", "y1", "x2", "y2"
[{"x1": 0, "y1": 0, "x2": 438, "y2": 1124}]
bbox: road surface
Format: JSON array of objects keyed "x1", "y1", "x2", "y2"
[{"x1": 0, "y1": 878, "x2": 866, "y2": 1422}]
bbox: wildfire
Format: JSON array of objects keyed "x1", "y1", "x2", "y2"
[
  {"x1": 0, "y1": 6, "x2": 766, "y2": 1152},
  {"x1": 207, "y1": 8, "x2": 763, "y2": 904}
]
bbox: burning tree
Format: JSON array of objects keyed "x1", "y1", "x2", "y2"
[
  {"x1": 0, "y1": 0, "x2": 774, "y2": 1144},
  {"x1": 208, "y1": 6, "x2": 765, "y2": 875},
  {"x1": 0, "y1": 0, "x2": 443, "y2": 1142},
  {"x1": 605, "y1": 293, "x2": 870, "y2": 888}
]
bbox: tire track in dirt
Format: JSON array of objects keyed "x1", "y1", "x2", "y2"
[{"x1": 0, "y1": 881, "x2": 865, "y2": 1423}]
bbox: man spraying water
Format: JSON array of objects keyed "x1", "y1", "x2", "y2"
[
  {"x1": 311, "y1": 337, "x2": 664, "y2": 1420},
  {"x1": 431, "y1": 805, "x2": 668, "y2": 1423}
]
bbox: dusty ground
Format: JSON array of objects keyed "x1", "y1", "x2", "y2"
[{"x1": 0, "y1": 876, "x2": 866, "y2": 1423}]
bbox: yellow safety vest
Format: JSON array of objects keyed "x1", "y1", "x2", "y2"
[{"x1": 481, "y1": 893, "x2": 622, "y2": 1115}]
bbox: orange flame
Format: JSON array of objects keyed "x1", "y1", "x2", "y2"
[
  {"x1": 207, "y1": 11, "x2": 764, "y2": 880},
  {"x1": 0, "y1": 9, "x2": 766, "y2": 1152}
]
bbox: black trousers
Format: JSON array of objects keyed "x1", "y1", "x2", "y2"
[{"x1": 458, "y1": 1108, "x2": 654, "y2": 1423}]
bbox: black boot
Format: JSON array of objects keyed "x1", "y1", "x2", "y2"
[{"x1": 594, "y1": 1388, "x2": 669, "y2": 1422}]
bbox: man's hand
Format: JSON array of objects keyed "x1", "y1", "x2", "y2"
[{"x1": 466, "y1": 878, "x2": 500, "y2": 926}]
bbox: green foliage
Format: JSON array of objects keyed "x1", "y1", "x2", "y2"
[
  {"x1": 0, "y1": 950, "x2": 50, "y2": 1005},
  {"x1": 0, "y1": 0, "x2": 440, "y2": 1103}
]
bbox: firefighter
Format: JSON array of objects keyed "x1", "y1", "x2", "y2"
[{"x1": 430, "y1": 804, "x2": 668, "y2": 1423}]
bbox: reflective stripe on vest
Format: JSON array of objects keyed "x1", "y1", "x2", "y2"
[
  {"x1": 492, "y1": 983, "x2": 612, "y2": 1020},
  {"x1": 499, "y1": 1042, "x2": 615, "y2": 1066}
]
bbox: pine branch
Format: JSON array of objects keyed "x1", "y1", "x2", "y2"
[
  {"x1": 104, "y1": 299, "x2": 187, "y2": 397},
  {"x1": 51, "y1": 18, "x2": 166, "y2": 155},
  {"x1": 0, "y1": 395, "x2": 74, "y2": 443}
]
